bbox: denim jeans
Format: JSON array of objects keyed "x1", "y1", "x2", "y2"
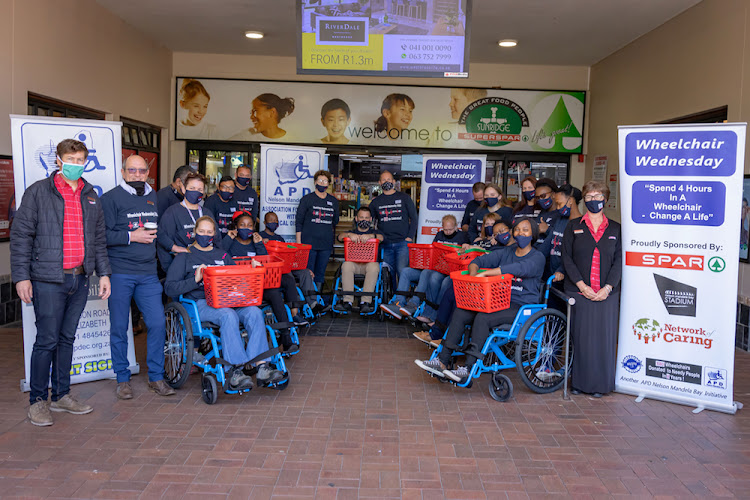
[
  {"x1": 391, "y1": 267, "x2": 422, "y2": 305},
  {"x1": 420, "y1": 270, "x2": 451, "y2": 320},
  {"x1": 195, "y1": 300, "x2": 269, "y2": 366},
  {"x1": 29, "y1": 274, "x2": 90, "y2": 404},
  {"x1": 381, "y1": 240, "x2": 409, "y2": 288},
  {"x1": 307, "y1": 248, "x2": 332, "y2": 286},
  {"x1": 109, "y1": 273, "x2": 166, "y2": 383}
]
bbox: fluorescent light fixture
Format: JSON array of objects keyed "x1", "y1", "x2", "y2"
[
  {"x1": 498, "y1": 39, "x2": 517, "y2": 48},
  {"x1": 245, "y1": 31, "x2": 264, "y2": 39}
]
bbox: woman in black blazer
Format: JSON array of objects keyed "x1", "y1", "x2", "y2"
[{"x1": 561, "y1": 180, "x2": 622, "y2": 397}]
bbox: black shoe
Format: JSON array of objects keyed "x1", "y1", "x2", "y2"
[
  {"x1": 360, "y1": 302, "x2": 374, "y2": 314},
  {"x1": 229, "y1": 367, "x2": 253, "y2": 391},
  {"x1": 312, "y1": 302, "x2": 331, "y2": 315},
  {"x1": 292, "y1": 314, "x2": 310, "y2": 327},
  {"x1": 592, "y1": 392, "x2": 603, "y2": 398},
  {"x1": 570, "y1": 388, "x2": 581, "y2": 395},
  {"x1": 283, "y1": 343, "x2": 299, "y2": 354},
  {"x1": 335, "y1": 302, "x2": 352, "y2": 313},
  {"x1": 256, "y1": 363, "x2": 284, "y2": 384}
]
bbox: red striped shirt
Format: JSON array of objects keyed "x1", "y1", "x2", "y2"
[
  {"x1": 582, "y1": 212, "x2": 609, "y2": 293},
  {"x1": 54, "y1": 173, "x2": 85, "y2": 269}
]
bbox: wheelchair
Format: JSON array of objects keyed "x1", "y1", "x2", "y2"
[
  {"x1": 426, "y1": 276, "x2": 572, "y2": 402},
  {"x1": 162, "y1": 297, "x2": 290, "y2": 405},
  {"x1": 329, "y1": 260, "x2": 393, "y2": 320}
]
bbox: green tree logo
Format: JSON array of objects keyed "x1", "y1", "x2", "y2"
[
  {"x1": 532, "y1": 97, "x2": 582, "y2": 151},
  {"x1": 707, "y1": 257, "x2": 726, "y2": 273}
]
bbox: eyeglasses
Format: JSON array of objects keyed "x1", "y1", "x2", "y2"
[
  {"x1": 584, "y1": 194, "x2": 605, "y2": 202},
  {"x1": 126, "y1": 168, "x2": 149, "y2": 175}
]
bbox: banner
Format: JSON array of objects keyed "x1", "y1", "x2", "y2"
[
  {"x1": 417, "y1": 154, "x2": 484, "y2": 243},
  {"x1": 0, "y1": 157, "x2": 15, "y2": 241},
  {"x1": 175, "y1": 77, "x2": 585, "y2": 153},
  {"x1": 260, "y1": 144, "x2": 327, "y2": 242},
  {"x1": 10, "y1": 115, "x2": 139, "y2": 391},
  {"x1": 615, "y1": 122, "x2": 745, "y2": 414}
]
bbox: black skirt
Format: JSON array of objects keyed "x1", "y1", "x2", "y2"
[{"x1": 570, "y1": 292, "x2": 620, "y2": 394}]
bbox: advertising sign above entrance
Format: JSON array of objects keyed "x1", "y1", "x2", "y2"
[{"x1": 175, "y1": 77, "x2": 585, "y2": 154}]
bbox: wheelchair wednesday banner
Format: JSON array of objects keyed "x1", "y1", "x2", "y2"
[
  {"x1": 417, "y1": 155, "x2": 485, "y2": 243},
  {"x1": 10, "y1": 115, "x2": 139, "y2": 391},
  {"x1": 615, "y1": 122, "x2": 746, "y2": 414},
  {"x1": 259, "y1": 143, "x2": 327, "y2": 242}
]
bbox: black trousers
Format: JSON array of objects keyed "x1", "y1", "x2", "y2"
[{"x1": 439, "y1": 303, "x2": 521, "y2": 366}]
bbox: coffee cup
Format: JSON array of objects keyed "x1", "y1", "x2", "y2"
[{"x1": 144, "y1": 222, "x2": 158, "y2": 231}]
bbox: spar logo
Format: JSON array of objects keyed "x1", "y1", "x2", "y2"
[
  {"x1": 458, "y1": 97, "x2": 529, "y2": 147},
  {"x1": 626, "y1": 252, "x2": 703, "y2": 270},
  {"x1": 632, "y1": 318, "x2": 662, "y2": 344}
]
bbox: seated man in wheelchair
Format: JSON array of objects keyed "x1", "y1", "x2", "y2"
[
  {"x1": 334, "y1": 206, "x2": 384, "y2": 314},
  {"x1": 164, "y1": 215, "x2": 284, "y2": 390},
  {"x1": 381, "y1": 214, "x2": 468, "y2": 321},
  {"x1": 224, "y1": 210, "x2": 301, "y2": 352},
  {"x1": 416, "y1": 217, "x2": 545, "y2": 384}
]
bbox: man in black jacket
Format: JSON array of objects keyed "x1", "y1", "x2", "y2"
[{"x1": 11, "y1": 139, "x2": 111, "y2": 427}]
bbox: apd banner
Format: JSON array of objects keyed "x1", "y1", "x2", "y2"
[
  {"x1": 259, "y1": 144, "x2": 327, "y2": 242},
  {"x1": 10, "y1": 115, "x2": 139, "y2": 391},
  {"x1": 615, "y1": 123, "x2": 745, "y2": 414},
  {"x1": 417, "y1": 155, "x2": 484, "y2": 243}
]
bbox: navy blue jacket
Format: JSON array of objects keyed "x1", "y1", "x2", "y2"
[
  {"x1": 203, "y1": 193, "x2": 238, "y2": 237},
  {"x1": 157, "y1": 202, "x2": 215, "y2": 272},
  {"x1": 468, "y1": 206, "x2": 512, "y2": 241},
  {"x1": 233, "y1": 185, "x2": 259, "y2": 219},
  {"x1": 433, "y1": 230, "x2": 469, "y2": 245},
  {"x1": 296, "y1": 192, "x2": 340, "y2": 251},
  {"x1": 369, "y1": 192, "x2": 418, "y2": 244},
  {"x1": 471, "y1": 246, "x2": 545, "y2": 306},
  {"x1": 156, "y1": 185, "x2": 182, "y2": 218},
  {"x1": 164, "y1": 246, "x2": 234, "y2": 301},
  {"x1": 224, "y1": 236, "x2": 268, "y2": 258}
]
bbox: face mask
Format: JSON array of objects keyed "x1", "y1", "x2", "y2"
[
  {"x1": 265, "y1": 222, "x2": 279, "y2": 232},
  {"x1": 539, "y1": 197, "x2": 553, "y2": 210},
  {"x1": 194, "y1": 234, "x2": 213, "y2": 248},
  {"x1": 381, "y1": 181, "x2": 394, "y2": 192},
  {"x1": 485, "y1": 197, "x2": 499, "y2": 207},
  {"x1": 173, "y1": 187, "x2": 184, "y2": 201},
  {"x1": 218, "y1": 190, "x2": 233, "y2": 201},
  {"x1": 515, "y1": 235, "x2": 533, "y2": 248},
  {"x1": 558, "y1": 204, "x2": 571, "y2": 218},
  {"x1": 237, "y1": 228, "x2": 253, "y2": 240},
  {"x1": 497, "y1": 232, "x2": 511, "y2": 245},
  {"x1": 127, "y1": 181, "x2": 145, "y2": 196},
  {"x1": 315, "y1": 184, "x2": 328, "y2": 193},
  {"x1": 356, "y1": 219, "x2": 371, "y2": 230},
  {"x1": 185, "y1": 190, "x2": 203, "y2": 204},
  {"x1": 58, "y1": 156, "x2": 84, "y2": 181},
  {"x1": 586, "y1": 199, "x2": 605, "y2": 213},
  {"x1": 484, "y1": 225, "x2": 493, "y2": 237},
  {"x1": 236, "y1": 177, "x2": 251, "y2": 187},
  {"x1": 523, "y1": 191, "x2": 535, "y2": 201}
]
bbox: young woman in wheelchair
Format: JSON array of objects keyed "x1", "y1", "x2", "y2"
[
  {"x1": 164, "y1": 215, "x2": 284, "y2": 390},
  {"x1": 416, "y1": 217, "x2": 545, "y2": 383}
]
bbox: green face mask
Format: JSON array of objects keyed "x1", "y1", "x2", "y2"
[{"x1": 58, "y1": 156, "x2": 85, "y2": 181}]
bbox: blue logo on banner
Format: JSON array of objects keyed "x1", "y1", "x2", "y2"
[
  {"x1": 704, "y1": 367, "x2": 727, "y2": 389},
  {"x1": 625, "y1": 130, "x2": 737, "y2": 177},
  {"x1": 275, "y1": 154, "x2": 312, "y2": 185},
  {"x1": 424, "y1": 159, "x2": 483, "y2": 184},
  {"x1": 631, "y1": 180, "x2": 725, "y2": 226},
  {"x1": 622, "y1": 355, "x2": 643, "y2": 373}
]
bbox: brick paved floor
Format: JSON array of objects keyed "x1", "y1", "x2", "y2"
[{"x1": 0, "y1": 315, "x2": 748, "y2": 499}]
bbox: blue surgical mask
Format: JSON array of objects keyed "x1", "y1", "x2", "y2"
[
  {"x1": 497, "y1": 232, "x2": 511, "y2": 245},
  {"x1": 57, "y1": 156, "x2": 84, "y2": 182},
  {"x1": 236, "y1": 177, "x2": 251, "y2": 187},
  {"x1": 523, "y1": 191, "x2": 535, "y2": 201},
  {"x1": 218, "y1": 190, "x2": 233, "y2": 201},
  {"x1": 515, "y1": 235, "x2": 533, "y2": 248},
  {"x1": 237, "y1": 228, "x2": 253, "y2": 240},
  {"x1": 558, "y1": 204, "x2": 571, "y2": 218},
  {"x1": 185, "y1": 190, "x2": 203, "y2": 204},
  {"x1": 195, "y1": 234, "x2": 213, "y2": 247},
  {"x1": 484, "y1": 225, "x2": 493, "y2": 236},
  {"x1": 315, "y1": 184, "x2": 328, "y2": 193},
  {"x1": 585, "y1": 200, "x2": 605, "y2": 213},
  {"x1": 539, "y1": 197, "x2": 553, "y2": 210},
  {"x1": 381, "y1": 181, "x2": 395, "y2": 192},
  {"x1": 485, "y1": 197, "x2": 498, "y2": 207},
  {"x1": 265, "y1": 222, "x2": 279, "y2": 232}
]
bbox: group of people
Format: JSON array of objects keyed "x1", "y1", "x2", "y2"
[{"x1": 11, "y1": 137, "x2": 622, "y2": 428}]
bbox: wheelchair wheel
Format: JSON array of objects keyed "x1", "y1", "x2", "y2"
[
  {"x1": 488, "y1": 373, "x2": 513, "y2": 402},
  {"x1": 164, "y1": 302, "x2": 194, "y2": 389},
  {"x1": 201, "y1": 373, "x2": 218, "y2": 404},
  {"x1": 514, "y1": 309, "x2": 570, "y2": 394}
]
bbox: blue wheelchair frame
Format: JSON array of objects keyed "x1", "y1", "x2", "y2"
[{"x1": 331, "y1": 261, "x2": 392, "y2": 318}]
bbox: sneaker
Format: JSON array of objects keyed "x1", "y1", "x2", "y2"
[
  {"x1": 334, "y1": 301, "x2": 352, "y2": 313},
  {"x1": 28, "y1": 399, "x2": 53, "y2": 427},
  {"x1": 535, "y1": 367, "x2": 561, "y2": 381},
  {"x1": 292, "y1": 314, "x2": 310, "y2": 327},
  {"x1": 430, "y1": 338, "x2": 442, "y2": 348},
  {"x1": 256, "y1": 363, "x2": 284, "y2": 384},
  {"x1": 412, "y1": 331, "x2": 432, "y2": 345},
  {"x1": 399, "y1": 304, "x2": 417, "y2": 318},
  {"x1": 380, "y1": 303, "x2": 403, "y2": 320},
  {"x1": 415, "y1": 358, "x2": 446, "y2": 377},
  {"x1": 148, "y1": 380, "x2": 176, "y2": 396},
  {"x1": 443, "y1": 365, "x2": 470, "y2": 383},
  {"x1": 116, "y1": 382, "x2": 134, "y2": 400},
  {"x1": 193, "y1": 351, "x2": 206, "y2": 364},
  {"x1": 360, "y1": 302, "x2": 374, "y2": 314},
  {"x1": 229, "y1": 367, "x2": 254, "y2": 391},
  {"x1": 50, "y1": 394, "x2": 93, "y2": 415}
]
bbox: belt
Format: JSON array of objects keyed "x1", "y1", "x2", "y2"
[{"x1": 63, "y1": 265, "x2": 85, "y2": 275}]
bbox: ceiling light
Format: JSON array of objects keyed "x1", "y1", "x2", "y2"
[
  {"x1": 245, "y1": 31, "x2": 264, "y2": 39},
  {"x1": 498, "y1": 39, "x2": 517, "y2": 48}
]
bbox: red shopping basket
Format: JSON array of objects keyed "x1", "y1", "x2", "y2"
[
  {"x1": 445, "y1": 249, "x2": 488, "y2": 274},
  {"x1": 408, "y1": 243, "x2": 435, "y2": 270},
  {"x1": 451, "y1": 270, "x2": 513, "y2": 313},
  {"x1": 432, "y1": 242, "x2": 461, "y2": 274},
  {"x1": 344, "y1": 238, "x2": 380, "y2": 263},
  {"x1": 289, "y1": 243, "x2": 311, "y2": 270},
  {"x1": 203, "y1": 266, "x2": 264, "y2": 308},
  {"x1": 265, "y1": 240, "x2": 295, "y2": 274},
  {"x1": 233, "y1": 255, "x2": 284, "y2": 289}
]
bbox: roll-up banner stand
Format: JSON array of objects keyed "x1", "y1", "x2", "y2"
[
  {"x1": 616, "y1": 122, "x2": 746, "y2": 414},
  {"x1": 259, "y1": 144, "x2": 327, "y2": 242},
  {"x1": 417, "y1": 155, "x2": 485, "y2": 243},
  {"x1": 10, "y1": 115, "x2": 139, "y2": 391}
]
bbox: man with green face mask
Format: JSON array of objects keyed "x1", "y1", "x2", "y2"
[{"x1": 11, "y1": 138, "x2": 112, "y2": 427}]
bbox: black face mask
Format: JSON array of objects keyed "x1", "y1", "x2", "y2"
[
  {"x1": 127, "y1": 181, "x2": 146, "y2": 196},
  {"x1": 172, "y1": 186, "x2": 184, "y2": 201}
]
